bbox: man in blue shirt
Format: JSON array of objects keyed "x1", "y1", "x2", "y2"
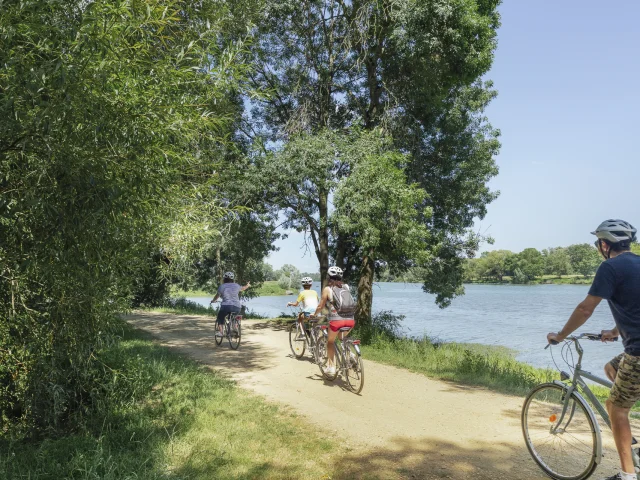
[{"x1": 548, "y1": 219, "x2": 639, "y2": 480}]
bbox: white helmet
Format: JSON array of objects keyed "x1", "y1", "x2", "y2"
[
  {"x1": 591, "y1": 219, "x2": 637, "y2": 244},
  {"x1": 328, "y1": 266, "x2": 343, "y2": 278},
  {"x1": 223, "y1": 271, "x2": 235, "y2": 280},
  {"x1": 301, "y1": 277, "x2": 313, "y2": 285}
]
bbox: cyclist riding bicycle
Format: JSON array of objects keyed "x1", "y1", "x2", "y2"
[
  {"x1": 210, "y1": 271, "x2": 250, "y2": 338},
  {"x1": 287, "y1": 277, "x2": 319, "y2": 324},
  {"x1": 548, "y1": 219, "x2": 640, "y2": 480},
  {"x1": 313, "y1": 266, "x2": 355, "y2": 376}
]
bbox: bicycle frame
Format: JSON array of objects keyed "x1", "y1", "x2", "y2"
[{"x1": 551, "y1": 335, "x2": 639, "y2": 470}]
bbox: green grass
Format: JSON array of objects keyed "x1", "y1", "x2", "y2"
[
  {"x1": 0, "y1": 326, "x2": 336, "y2": 479},
  {"x1": 355, "y1": 329, "x2": 640, "y2": 411}
]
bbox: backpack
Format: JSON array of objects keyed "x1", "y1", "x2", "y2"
[{"x1": 330, "y1": 284, "x2": 356, "y2": 317}]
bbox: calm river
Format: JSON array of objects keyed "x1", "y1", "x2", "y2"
[{"x1": 187, "y1": 283, "x2": 623, "y2": 375}]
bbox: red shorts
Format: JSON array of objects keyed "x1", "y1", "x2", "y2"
[{"x1": 329, "y1": 319, "x2": 355, "y2": 332}]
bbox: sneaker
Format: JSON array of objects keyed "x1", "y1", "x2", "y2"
[
  {"x1": 215, "y1": 331, "x2": 223, "y2": 338},
  {"x1": 602, "y1": 473, "x2": 637, "y2": 480},
  {"x1": 325, "y1": 366, "x2": 336, "y2": 376}
]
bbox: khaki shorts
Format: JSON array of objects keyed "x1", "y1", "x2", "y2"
[{"x1": 608, "y1": 352, "x2": 640, "y2": 409}]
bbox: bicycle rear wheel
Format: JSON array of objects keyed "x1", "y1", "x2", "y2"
[
  {"x1": 289, "y1": 322, "x2": 306, "y2": 358},
  {"x1": 345, "y1": 343, "x2": 364, "y2": 394},
  {"x1": 228, "y1": 318, "x2": 241, "y2": 350},
  {"x1": 522, "y1": 383, "x2": 598, "y2": 480}
]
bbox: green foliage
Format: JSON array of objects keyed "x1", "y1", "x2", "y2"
[
  {"x1": 510, "y1": 248, "x2": 545, "y2": 281},
  {"x1": 333, "y1": 130, "x2": 429, "y2": 260},
  {"x1": 567, "y1": 243, "x2": 602, "y2": 277},
  {"x1": 0, "y1": 0, "x2": 250, "y2": 434},
  {"x1": 0, "y1": 326, "x2": 334, "y2": 479},
  {"x1": 543, "y1": 247, "x2": 573, "y2": 278}
]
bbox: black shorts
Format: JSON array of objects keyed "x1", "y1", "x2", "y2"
[{"x1": 217, "y1": 305, "x2": 240, "y2": 325}]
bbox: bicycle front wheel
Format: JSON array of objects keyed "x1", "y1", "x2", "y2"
[
  {"x1": 522, "y1": 383, "x2": 598, "y2": 480},
  {"x1": 289, "y1": 322, "x2": 306, "y2": 358},
  {"x1": 228, "y1": 319, "x2": 241, "y2": 350},
  {"x1": 345, "y1": 343, "x2": 364, "y2": 394}
]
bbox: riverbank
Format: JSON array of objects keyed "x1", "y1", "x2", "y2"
[
  {"x1": 173, "y1": 281, "x2": 294, "y2": 298},
  {"x1": 0, "y1": 325, "x2": 336, "y2": 479},
  {"x1": 464, "y1": 274, "x2": 594, "y2": 285}
]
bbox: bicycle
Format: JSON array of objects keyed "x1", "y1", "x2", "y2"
[
  {"x1": 288, "y1": 309, "x2": 324, "y2": 363},
  {"x1": 316, "y1": 324, "x2": 364, "y2": 394},
  {"x1": 215, "y1": 311, "x2": 241, "y2": 350},
  {"x1": 521, "y1": 332, "x2": 640, "y2": 479}
]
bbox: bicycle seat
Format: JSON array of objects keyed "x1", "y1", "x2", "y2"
[
  {"x1": 338, "y1": 327, "x2": 351, "y2": 332},
  {"x1": 308, "y1": 318, "x2": 320, "y2": 323}
]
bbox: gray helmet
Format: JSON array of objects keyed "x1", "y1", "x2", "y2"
[
  {"x1": 591, "y1": 219, "x2": 637, "y2": 244},
  {"x1": 301, "y1": 277, "x2": 313, "y2": 285},
  {"x1": 223, "y1": 271, "x2": 235, "y2": 280}
]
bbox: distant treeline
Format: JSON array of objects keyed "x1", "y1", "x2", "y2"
[{"x1": 374, "y1": 243, "x2": 640, "y2": 285}]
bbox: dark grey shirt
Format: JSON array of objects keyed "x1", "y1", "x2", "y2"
[{"x1": 589, "y1": 253, "x2": 640, "y2": 355}]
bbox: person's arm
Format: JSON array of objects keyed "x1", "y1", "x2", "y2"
[
  {"x1": 547, "y1": 295, "x2": 603, "y2": 343},
  {"x1": 211, "y1": 289, "x2": 220, "y2": 304},
  {"x1": 239, "y1": 282, "x2": 251, "y2": 292},
  {"x1": 314, "y1": 287, "x2": 330, "y2": 316},
  {"x1": 287, "y1": 301, "x2": 300, "y2": 307}
]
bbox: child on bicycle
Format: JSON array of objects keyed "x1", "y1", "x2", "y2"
[
  {"x1": 287, "y1": 277, "x2": 319, "y2": 324},
  {"x1": 548, "y1": 219, "x2": 640, "y2": 480},
  {"x1": 313, "y1": 266, "x2": 355, "y2": 376},
  {"x1": 211, "y1": 271, "x2": 250, "y2": 337}
]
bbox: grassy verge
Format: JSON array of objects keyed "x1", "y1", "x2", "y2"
[
  {"x1": 355, "y1": 328, "x2": 637, "y2": 410},
  {"x1": 0, "y1": 326, "x2": 336, "y2": 479}
]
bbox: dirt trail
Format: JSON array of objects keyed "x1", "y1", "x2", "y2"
[{"x1": 126, "y1": 312, "x2": 622, "y2": 479}]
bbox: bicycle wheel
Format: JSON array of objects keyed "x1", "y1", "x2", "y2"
[
  {"x1": 228, "y1": 317, "x2": 241, "y2": 350},
  {"x1": 214, "y1": 320, "x2": 224, "y2": 346},
  {"x1": 289, "y1": 322, "x2": 306, "y2": 358},
  {"x1": 318, "y1": 338, "x2": 339, "y2": 381},
  {"x1": 522, "y1": 383, "x2": 598, "y2": 480},
  {"x1": 345, "y1": 343, "x2": 364, "y2": 394}
]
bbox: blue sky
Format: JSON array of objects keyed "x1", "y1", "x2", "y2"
[{"x1": 268, "y1": 1, "x2": 640, "y2": 271}]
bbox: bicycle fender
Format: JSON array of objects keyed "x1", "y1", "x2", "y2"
[{"x1": 552, "y1": 380, "x2": 603, "y2": 465}]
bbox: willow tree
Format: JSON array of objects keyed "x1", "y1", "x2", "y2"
[
  {"x1": 0, "y1": 0, "x2": 251, "y2": 433},
  {"x1": 246, "y1": 0, "x2": 501, "y2": 324}
]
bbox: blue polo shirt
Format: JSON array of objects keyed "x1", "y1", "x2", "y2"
[{"x1": 589, "y1": 253, "x2": 640, "y2": 355}]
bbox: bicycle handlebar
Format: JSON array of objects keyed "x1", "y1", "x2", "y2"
[{"x1": 546, "y1": 333, "x2": 619, "y2": 349}]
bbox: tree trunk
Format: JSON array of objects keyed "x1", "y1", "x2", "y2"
[
  {"x1": 355, "y1": 249, "x2": 374, "y2": 328},
  {"x1": 318, "y1": 188, "x2": 329, "y2": 290},
  {"x1": 216, "y1": 247, "x2": 222, "y2": 285}
]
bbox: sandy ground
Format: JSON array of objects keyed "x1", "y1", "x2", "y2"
[{"x1": 126, "y1": 312, "x2": 625, "y2": 479}]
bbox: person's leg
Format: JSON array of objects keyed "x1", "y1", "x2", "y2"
[
  {"x1": 216, "y1": 306, "x2": 229, "y2": 336},
  {"x1": 327, "y1": 328, "x2": 338, "y2": 369},
  {"x1": 607, "y1": 353, "x2": 640, "y2": 477},
  {"x1": 607, "y1": 400, "x2": 635, "y2": 474}
]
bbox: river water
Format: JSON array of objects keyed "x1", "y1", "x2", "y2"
[{"x1": 187, "y1": 282, "x2": 624, "y2": 376}]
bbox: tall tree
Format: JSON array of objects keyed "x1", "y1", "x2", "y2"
[
  {"x1": 0, "y1": 0, "x2": 251, "y2": 433},
  {"x1": 246, "y1": 0, "x2": 501, "y2": 323}
]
